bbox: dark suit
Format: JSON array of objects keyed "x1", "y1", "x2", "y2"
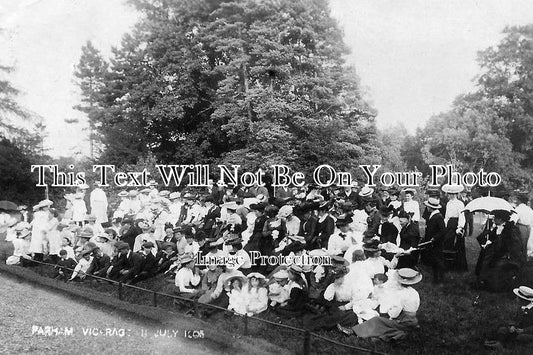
[
  {"x1": 202, "y1": 206, "x2": 221, "y2": 236},
  {"x1": 311, "y1": 215, "x2": 335, "y2": 249},
  {"x1": 108, "y1": 250, "x2": 144, "y2": 282},
  {"x1": 121, "y1": 225, "x2": 142, "y2": 250},
  {"x1": 397, "y1": 222, "x2": 420, "y2": 269},
  {"x1": 300, "y1": 215, "x2": 318, "y2": 246},
  {"x1": 130, "y1": 252, "x2": 158, "y2": 284},
  {"x1": 422, "y1": 211, "x2": 446, "y2": 282}
]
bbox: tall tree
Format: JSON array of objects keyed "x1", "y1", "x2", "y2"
[
  {"x1": 76, "y1": 0, "x2": 379, "y2": 173},
  {"x1": 73, "y1": 41, "x2": 109, "y2": 159}
]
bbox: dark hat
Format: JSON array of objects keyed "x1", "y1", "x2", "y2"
[
  {"x1": 379, "y1": 205, "x2": 394, "y2": 216},
  {"x1": 330, "y1": 255, "x2": 349, "y2": 266},
  {"x1": 331, "y1": 266, "x2": 349, "y2": 279},
  {"x1": 424, "y1": 197, "x2": 442, "y2": 210},
  {"x1": 335, "y1": 215, "x2": 353, "y2": 227},
  {"x1": 161, "y1": 242, "x2": 175, "y2": 250},
  {"x1": 397, "y1": 210, "x2": 413, "y2": 219},
  {"x1": 264, "y1": 204, "x2": 280, "y2": 218},
  {"x1": 492, "y1": 209, "x2": 512, "y2": 222},
  {"x1": 249, "y1": 202, "x2": 267, "y2": 211},
  {"x1": 122, "y1": 218, "x2": 134, "y2": 225},
  {"x1": 388, "y1": 188, "x2": 400, "y2": 196},
  {"x1": 363, "y1": 239, "x2": 380, "y2": 252},
  {"x1": 115, "y1": 242, "x2": 130, "y2": 251},
  {"x1": 204, "y1": 195, "x2": 215, "y2": 203},
  {"x1": 287, "y1": 241, "x2": 305, "y2": 253},
  {"x1": 142, "y1": 241, "x2": 155, "y2": 249}
]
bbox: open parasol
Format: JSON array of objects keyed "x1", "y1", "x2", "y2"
[
  {"x1": 0, "y1": 200, "x2": 19, "y2": 211},
  {"x1": 463, "y1": 196, "x2": 514, "y2": 213}
]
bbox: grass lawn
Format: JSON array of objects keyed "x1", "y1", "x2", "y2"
[{"x1": 2, "y1": 216, "x2": 533, "y2": 354}]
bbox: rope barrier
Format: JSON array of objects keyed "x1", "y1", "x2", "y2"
[{"x1": 9, "y1": 259, "x2": 387, "y2": 354}]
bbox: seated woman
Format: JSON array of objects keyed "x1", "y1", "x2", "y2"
[
  {"x1": 337, "y1": 268, "x2": 421, "y2": 341},
  {"x1": 361, "y1": 239, "x2": 398, "y2": 278},
  {"x1": 396, "y1": 211, "x2": 420, "y2": 269},
  {"x1": 273, "y1": 265, "x2": 308, "y2": 317},
  {"x1": 198, "y1": 264, "x2": 223, "y2": 304},
  {"x1": 226, "y1": 274, "x2": 248, "y2": 315},
  {"x1": 476, "y1": 210, "x2": 526, "y2": 292},
  {"x1": 304, "y1": 267, "x2": 361, "y2": 330},
  {"x1": 246, "y1": 272, "x2": 268, "y2": 316}
]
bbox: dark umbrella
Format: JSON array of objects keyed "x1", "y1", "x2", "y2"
[{"x1": 0, "y1": 200, "x2": 19, "y2": 211}]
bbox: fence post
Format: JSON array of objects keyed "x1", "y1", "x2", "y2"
[
  {"x1": 118, "y1": 282, "x2": 123, "y2": 300},
  {"x1": 243, "y1": 314, "x2": 248, "y2": 336},
  {"x1": 152, "y1": 292, "x2": 157, "y2": 307},
  {"x1": 303, "y1": 330, "x2": 311, "y2": 355}
]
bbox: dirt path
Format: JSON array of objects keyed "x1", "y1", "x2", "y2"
[{"x1": 0, "y1": 273, "x2": 218, "y2": 355}]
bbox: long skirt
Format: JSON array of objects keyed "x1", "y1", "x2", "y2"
[
  {"x1": 442, "y1": 218, "x2": 468, "y2": 272},
  {"x1": 353, "y1": 312, "x2": 418, "y2": 341}
]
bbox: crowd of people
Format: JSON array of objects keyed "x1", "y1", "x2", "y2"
[{"x1": 1, "y1": 179, "x2": 533, "y2": 341}]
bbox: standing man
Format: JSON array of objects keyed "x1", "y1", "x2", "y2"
[{"x1": 421, "y1": 197, "x2": 447, "y2": 284}]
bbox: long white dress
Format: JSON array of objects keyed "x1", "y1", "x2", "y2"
[
  {"x1": 46, "y1": 217, "x2": 62, "y2": 256},
  {"x1": 30, "y1": 210, "x2": 48, "y2": 254},
  {"x1": 90, "y1": 188, "x2": 108, "y2": 224},
  {"x1": 71, "y1": 193, "x2": 88, "y2": 223}
]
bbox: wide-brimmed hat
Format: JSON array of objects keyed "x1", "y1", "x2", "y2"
[
  {"x1": 513, "y1": 286, "x2": 533, "y2": 301},
  {"x1": 363, "y1": 239, "x2": 380, "y2": 252},
  {"x1": 225, "y1": 274, "x2": 247, "y2": 287},
  {"x1": 79, "y1": 228, "x2": 94, "y2": 238},
  {"x1": 179, "y1": 253, "x2": 195, "y2": 264},
  {"x1": 159, "y1": 190, "x2": 170, "y2": 197},
  {"x1": 330, "y1": 254, "x2": 349, "y2": 266},
  {"x1": 278, "y1": 205, "x2": 293, "y2": 218},
  {"x1": 247, "y1": 272, "x2": 266, "y2": 280},
  {"x1": 273, "y1": 269, "x2": 289, "y2": 279},
  {"x1": 226, "y1": 233, "x2": 242, "y2": 245},
  {"x1": 118, "y1": 191, "x2": 128, "y2": 197},
  {"x1": 208, "y1": 238, "x2": 224, "y2": 248},
  {"x1": 14, "y1": 221, "x2": 31, "y2": 231},
  {"x1": 128, "y1": 190, "x2": 139, "y2": 197},
  {"x1": 169, "y1": 192, "x2": 180, "y2": 200},
  {"x1": 287, "y1": 235, "x2": 306, "y2": 243},
  {"x1": 442, "y1": 184, "x2": 464, "y2": 194},
  {"x1": 308, "y1": 249, "x2": 328, "y2": 257},
  {"x1": 397, "y1": 268, "x2": 422, "y2": 285},
  {"x1": 140, "y1": 188, "x2": 151, "y2": 194},
  {"x1": 403, "y1": 188, "x2": 417, "y2": 195},
  {"x1": 424, "y1": 197, "x2": 442, "y2": 209},
  {"x1": 38, "y1": 199, "x2": 54, "y2": 209},
  {"x1": 359, "y1": 186, "x2": 374, "y2": 198},
  {"x1": 18, "y1": 229, "x2": 31, "y2": 238}
]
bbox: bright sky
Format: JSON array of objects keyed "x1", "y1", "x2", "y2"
[{"x1": 2, "y1": 0, "x2": 533, "y2": 157}]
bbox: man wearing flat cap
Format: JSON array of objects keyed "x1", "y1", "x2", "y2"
[
  {"x1": 106, "y1": 242, "x2": 144, "y2": 282},
  {"x1": 129, "y1": 241, "x2": 158, "y2": 284}
]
